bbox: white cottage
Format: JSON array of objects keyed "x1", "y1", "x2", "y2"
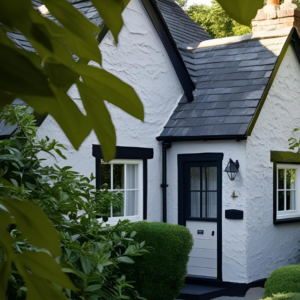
[{"x1": 5, "y1": 0, "x2": 300, "y2": 298}]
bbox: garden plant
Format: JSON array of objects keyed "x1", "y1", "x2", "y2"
[{"x1": 0, "y1": 105, "x2": 148, "y2": 300}]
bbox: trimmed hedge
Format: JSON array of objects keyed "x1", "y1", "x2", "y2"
[
  {"x1": 264, "y1": 265, "x2": 300, "y2": 298},
  {"x1": 122, "y1": 221, "x2": 193, "y2": 300},
  {"x1": 264, "y1": 293, "x2": 300, "y2": 300}
]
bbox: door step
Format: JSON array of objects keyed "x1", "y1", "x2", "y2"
[{"x1": 179, "y1": 284, "x2": 227, "y2": 300}]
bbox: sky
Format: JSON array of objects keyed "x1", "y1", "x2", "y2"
[{"x1": 186, "y1": 0, "x2": 211, "y2": 7}]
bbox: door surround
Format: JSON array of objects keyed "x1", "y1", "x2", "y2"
[{"x1": 178, "y1": 153, "x2": 224, "y2": 281}]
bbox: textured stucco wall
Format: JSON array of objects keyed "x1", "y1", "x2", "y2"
[
  {"x1": 166, "y1": 140, "x2": 249, "y2": 283},
  {"x1": 246, "y1": 45, "x2": 300, "y2": 282},
  {"x1": 37, "y1": 0, "x2": 184, "y2": 222}
]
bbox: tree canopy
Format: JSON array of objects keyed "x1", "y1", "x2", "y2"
[{"x1": 186, "y1": 0, "x2": 252, "y2": 39}]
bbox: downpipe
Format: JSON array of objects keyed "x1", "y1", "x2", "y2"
[{"x1": 161, "y1": 141, "x2": 172, "y2": 223}]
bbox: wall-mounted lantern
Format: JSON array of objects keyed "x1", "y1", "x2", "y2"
[{"x1": 225, "y1": 159, "x2": 240, "y2": 181}]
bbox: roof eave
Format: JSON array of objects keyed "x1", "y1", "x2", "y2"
[{"x1": 156, "y1": 134, "x2": 247, "y2": 142}]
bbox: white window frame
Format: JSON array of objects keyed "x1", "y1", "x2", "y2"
[
  {"x1": 276, "y1": 164, "x2": 300, "y2": 220},
  {"x1": 100, "y1": 159, "x2": 144, "y2": 225}
]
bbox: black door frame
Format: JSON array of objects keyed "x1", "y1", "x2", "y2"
[{"x1": 178, "y1": 153, "x2": 224, "y2": 281}]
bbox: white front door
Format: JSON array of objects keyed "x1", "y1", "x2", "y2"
[
  {"x1": 186, "y1": 221, "x2": 217, "y2": 278},
  {"x1": 184, "y1": 163, "x2": 220, "y2": 279}
]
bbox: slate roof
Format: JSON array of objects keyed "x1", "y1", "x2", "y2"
[
  {"x1": 159, "y1": 28, "x2": 292, "y2": 140},
  {"x1": 155, "y1": 0, "x2": 212, "y2": 48}
]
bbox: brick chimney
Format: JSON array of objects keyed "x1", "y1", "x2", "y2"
[{"x1": 252, "y1": 0, "x2": 300, "y2": 36}]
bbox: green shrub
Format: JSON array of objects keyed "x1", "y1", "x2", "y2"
[
  {"x1": 263, "y1": 293, "x2": 300, "y2": 300},
  {"x1": 264, "y1": 265, "x2": 300, "y2": 298},
  {"x1": 121, "y1": 221, "x2": 193, "y2": 300}
]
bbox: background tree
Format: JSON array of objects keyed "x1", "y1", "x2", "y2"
[
  {"x1": 186, "y1": 0, "x2": 252, "y2": 39},
  {"x1": 176, "y1": 0, "x2": 188, "y2": 9}
]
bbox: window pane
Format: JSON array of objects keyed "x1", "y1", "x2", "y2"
[
  {"x1": 202, "y1": 192, "x2": 217, "y2": 218},
  {"x1": 126, "y1": 191, "x2": 138, "y2": 216},
  {"x1": 278, "y1": 191, "x2": 284, "y2": 211},
  {"x1": 190, "y1": 192, "x2": 200, "y2": 217},
  {"x1": 113, "y1": 192, "x2": 124, "y2": 217},
  {"x1": 202, "y1": 167, "x2": 217, "y2": 191},
  {"x1": 286, "y1": 169, "x2": 296, "y2": 190},
  {"x1": 278, "y1": 169, "x2": 285, "y2": 189},
  {"x1": 191, "y1": 167, "x2": 200, "y2": 190},
  {"x1": 287, "y1": 191, "x2": 296, "y2": 210},
  {"x1": 101, "y1": 164, "x2": 111, "y2": 189},
  {"x1": 113, "y1": 164, "x2": 124, "y2": 189},
  {"x1": 126, "y1": 165, "x2": 138, "y2": 189}
]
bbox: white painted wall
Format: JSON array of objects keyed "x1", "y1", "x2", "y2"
[
  {"x1": 37, "y1": 0, "x2": 184, "y2": 221},
  {"x1": 245, "y1": 45, "x2": 300, "y2": 282}
]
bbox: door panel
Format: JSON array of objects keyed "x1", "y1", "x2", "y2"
[
  {"x1": 190, "y1": 248, "x2": 217, "y2": 259},
  {"x1": 187, "y1": 221, "x2": 217, "y2": 240},
  {"x1": 187, "y1": 266, "x2": 218, "y2": 277},
  {"x1": 186, "y1": 221, "x2": 218, "y2": 277},
  {"x1": 188, "y1": 257, "x2": 217, "y2": 268}
]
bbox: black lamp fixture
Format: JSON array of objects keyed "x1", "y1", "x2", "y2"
[{"x1": 225, "y1": 159, "x2": 240, "y2": 181}]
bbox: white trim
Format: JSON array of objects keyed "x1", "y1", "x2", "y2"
[
  {"x1": 100, "y1": 159, "x2": 144, "y2": 225},
  {"x1": 276, "y1": 164, "x2": 300, "y2": 220}
]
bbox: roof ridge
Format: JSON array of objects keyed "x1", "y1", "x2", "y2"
[{"x1": 185, "y1": 27, "x2": 293, "y2": 51}]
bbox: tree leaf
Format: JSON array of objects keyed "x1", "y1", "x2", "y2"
[
  {"x1": 61, "y1": 267, "x2": 87, "y2": 285},
  {"x1": 77, "y1": 81, "x2": 116, "y2": 162},
  {"x1": 90, "y1": 0, "x2": 129, "y2": 42},
  {"x1": 75, "y1": 65, "x2": 144, "y2": 122},
  {"x1": 18, "y1": 273, "x2": 68, "y2": 300},
  {"x1": 22, "y1": 86, "x2": 92, "y2": 150},
  {"x1": 13, "y1": 250, "x2": 76, "y2": 290},
  {"x1": 0, "y1": 43, "x2": 53, "y2": 97},
  {"x1": 217, "y1": 0, "x2": 263, "y2": 26},
  {"x1": 0, "y1": 198, "x2": 61, "y2": 257},
  {"x1": 117, "y1": 256, "x2": 135, "y2": 264},
  {"x1": 86, "y1": 284, "x2": 102, "y2": 292},
  {"x1": 42, "y1": 0, "x2": 101, "y2": 64}
]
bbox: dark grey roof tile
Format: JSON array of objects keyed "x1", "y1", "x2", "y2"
[
  {"x1": 242, "y1": 90, "x2": 264, "y2": 100},
  {"x1": 196, "y1": 102, "x2": 216, "y2": 109},
  {"x1": 224, "y1": 116, "x2": 239, "y2": 123},
  {"x1": 238, "y1": 124, "x2": 249, "y2": 135},
  {"x1": 214, "y1": 101, "x2": 231, "y2": 108},
  {"x1": 203, "y1": 109, "x2": 232, "y2": 117},
  {"x1": 230, "y1": 108, "x2": 249, "y2": 115},
  {"x1": 205, "y1": 117, "x2": 226, "y2": 125},
  {"x1": 236, "y1": 116, "x2": 253, "y2": 123},
  {"x1": 229, "y1": 101, "x2": 245, "y2": 108},
  {"x1": 209, "y1": 124, "x2": 241, "y2": 135},
  {"x1": 187, "y1": 125, "x2": 213, "y2": 136},
  {"x1": 243, "y1": 100, "x2": 260, "y2": 108},
  {"x1": 165, "y1": 119, "x2": 177, "y2": 128}
]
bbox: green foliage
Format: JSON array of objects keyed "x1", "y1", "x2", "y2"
[
  {"x1": 187, "y1": 0, "x2": 252, "y2": 39},
  {"x1": 120, "y1": 221, "x2": 194, "y2": 300},
  {"x1": 263, "y1": 265, "x2": 300, "y2": 298},
  {"x1": 0, "y1": 106, "x2": 148, "y2": 300},
  {"x1": 263, "y1": 293, "x2": 300, "y2": 300},
  {"x1": 0, "y1": 0, "x2": 144, "y2": 161},
  {"x1": 176, "y1": 0, "x2": 187, "y2": 9}
]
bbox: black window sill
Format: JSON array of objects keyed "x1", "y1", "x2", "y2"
[{"x1": 274, "y1": 217, "x2": 300, "y2": 225}]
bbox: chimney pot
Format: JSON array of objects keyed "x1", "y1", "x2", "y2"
[{"x1": 267, "y1": 0, "x2": 280, "y2": 4}]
